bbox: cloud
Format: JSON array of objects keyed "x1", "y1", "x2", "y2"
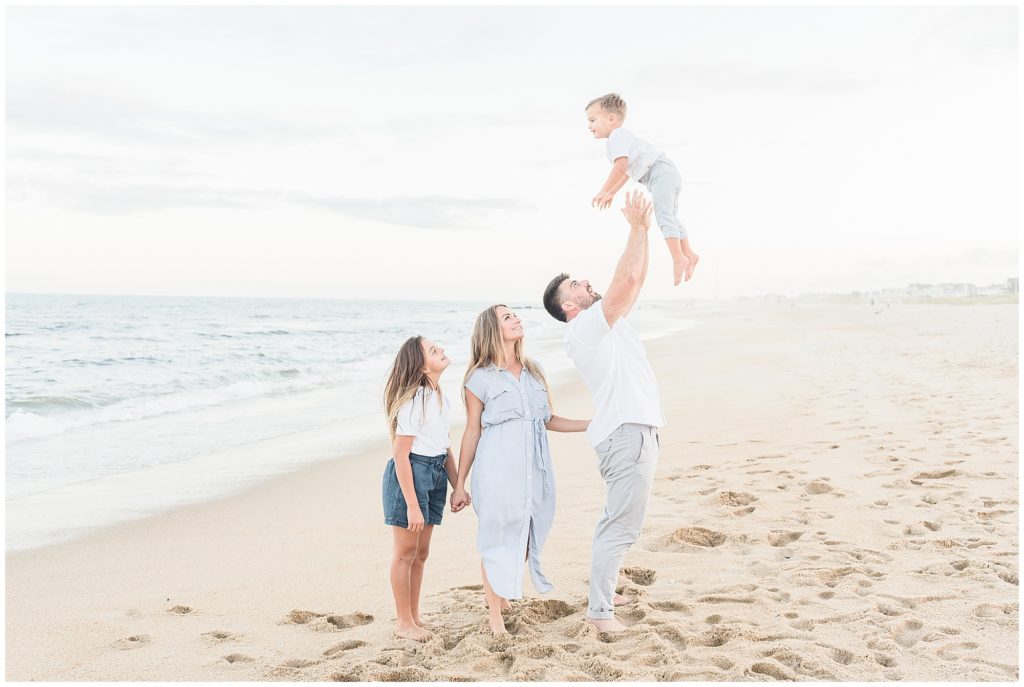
[
  {"x1": 302, "y1": 195, "x2": 530, "y2": 230},
  {"x1": 6, "y1": 85, "x2": 340, "y2": 147},
  {"x1": 7, "y1": 173, "x2": 529, "y2": 228}
]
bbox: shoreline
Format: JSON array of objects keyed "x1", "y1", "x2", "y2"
[
  {"x1": 6, "y1": 302, "x2": 1017, "y2": 681},
  {"x1": 5, "y1": 301, "x2": 697, "y2": 554}
]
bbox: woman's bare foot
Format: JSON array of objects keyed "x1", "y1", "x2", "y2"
[
  {"x1": 394, "y1": 622, "x2": 432, "y2": 642},
  {"x1": 587, "y1": 616, "x2": 628, "y2": 632},
  {"x1": 672, "y1": 254, "x2": 690, "y2": 286},
  {"x1": 684, "y1": 252, "x2": 700, "y2": 281},
  {"x1": 488, "y1": 612, "x2": 509, "y2": 636},
  {"x1": 613, "y1": 593, "x2": 634, "y2": 606}
]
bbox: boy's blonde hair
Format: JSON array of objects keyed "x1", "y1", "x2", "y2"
[
  {"x1": 463, "y1": 305, "x2": 547, "y2": 406},
  {"x1": 586, "y1": 93, "x2": 627, "y2": 120}
]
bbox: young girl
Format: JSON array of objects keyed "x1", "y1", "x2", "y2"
[
  {"x1": 381, "y1": 336, "x2": 458, "y2": 642},
  {"x1": 449, "y1": 305, "x2": 589, "y2": 635}
]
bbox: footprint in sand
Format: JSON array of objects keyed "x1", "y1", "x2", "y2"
[
  {"x1": 912, "y1": 469, "x2": 961, "y2": 480},
  {"x1": 323, "y1": 639, "x2": 367, "y2": 657},
  {"x1": 935, "y1": 641, "x2": 980, "y2": 660},
  {"x1": 750, "y1": 661, "x2": 796, "y2": 680},
  {"x1": 649, "y1": 600, "x2": 690, "y2": 612},
  {"x1": 222, "y1": 653, "x2": 254, "y2": 664},
  {"x1": 324, "y1": 612, "x2": 375, "y2": 630},
  {"x1": 621, "y1": 566, "x2": 657, "y2": 585},
  {"x1": 766, "y1": 531, "x2": 804, "y2": 547},
  {"x1": 282, "y1": 609, "x2": 323, "y2": 624},
  {"x1": 874, "y1": 653, "x2": 897, "y2": 667},
  {"x1": 201, "y1": 630, "x2": 239, "y2": 643},
  {"x1": 167, "y1": 605, "x2": 194, "y2": 614},
  {"x1": 716, "y1": 491, "x2": 758, "y2": 507},
  {"x1": 890, "y1": 618, "x2": 925, "y2": 647},
  {"x1": 280, "y1": 609, "x2": 374, "y2": 632},
  {"x1": 805, "y1": 480, "x2": 834, "y2": 495},
  {"x1": 661, "y1": 527, "x2": 727, "y2": 549},
  {"x1": 114, "y1": 634, "x2": 152, "y2": 650}
]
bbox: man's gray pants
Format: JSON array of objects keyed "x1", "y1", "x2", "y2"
[{"x1": 588, "y1": 422, "x2": 660, "y2": 620}]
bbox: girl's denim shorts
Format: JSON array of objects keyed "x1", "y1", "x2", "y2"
[{"x1": 382, "y1": 452, "x2": 448, "y2": 528}]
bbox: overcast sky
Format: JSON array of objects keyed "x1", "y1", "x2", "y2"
[{"x1": 5, "y1": 5, "x2": 1018, "y2": 301}]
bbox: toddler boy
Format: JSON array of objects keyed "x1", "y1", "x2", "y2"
[{"x1": 587, "y1": 93, "x2": 699, "y2": 284}]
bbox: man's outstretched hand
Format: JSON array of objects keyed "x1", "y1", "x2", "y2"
[{"x1": 620, "y1": 189, "x2": 652, "y2": 229}]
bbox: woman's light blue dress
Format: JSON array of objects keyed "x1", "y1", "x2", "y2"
[{"x1": 465, "y1": 364, "x2": 555, "y2": 600}]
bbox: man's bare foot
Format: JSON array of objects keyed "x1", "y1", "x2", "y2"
[
  {"x1": 684, "y1": 253, "x2": 700, "y2": 281},
  {"x1": 488, "y1": 613, "x2": 509, "y2": 636},
  {"x1": 613, "y1": 593, "x2": 634, "y2": 606},
  {"x1": 587, "y1": 616, "x2": 628, "y2": 632},
  {"x1": 672, "y1": 254, "x2": 690, "y2": 286},
  {"x1": 394, "y1": 623, "x2": 432, "y2": 642}
]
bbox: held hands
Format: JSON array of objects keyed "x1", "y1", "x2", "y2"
[
  {"x1": 450, "y1": 487, "x2": 471, "y2": 513},
  {"x1": 592, "y1": 190, "x2": 614, "y2": 210},
  {"x1": 621, "y1": 189, "x2": 653, "y2": 229}
]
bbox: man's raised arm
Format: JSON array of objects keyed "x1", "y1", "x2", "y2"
[{"x1": 600, "y1": 190, "x2": 653, "y2": 327}]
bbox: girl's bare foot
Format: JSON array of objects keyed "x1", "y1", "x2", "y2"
[
  {"x1": 500, "y1": 598, "x2": 513, "y2": 611},
  {"x1": 613, "y1": 593, "x2": 634, "y2": 606},
  {"x1": 672, "y1": 255, "x2": 690, "y2": 286},
  {"x1": 684, "y1": 253, "x2": 700, "y2": 281},
  {"x1": 413, "y1": 618, "x2": 434, "y2": 630},
  {"x1": 395, "y1": 622, "x2": 432, "y2": 642},
  {"x1": 488, "y1": 613, "x2": 509, "y2": 636}
]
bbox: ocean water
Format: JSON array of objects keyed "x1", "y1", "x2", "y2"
[{"x1": 5, "y1": 293, "x2": 696, "y2": 550}]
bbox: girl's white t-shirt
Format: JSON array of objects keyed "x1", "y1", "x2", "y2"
[{"x1": 395, "y1": 387, "x2": 452, "y2": 457}]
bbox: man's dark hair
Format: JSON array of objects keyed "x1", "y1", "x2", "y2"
[{"x1": 542, "y1": 273, "x2": 570, "y2": 323}]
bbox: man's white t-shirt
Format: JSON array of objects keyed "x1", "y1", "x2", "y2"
[
  {"x1": 606, "y1": 128, "x2": 662, "y2": 182},
  {"x1": 395, "y1": 387, "x2": 451, "y2": 456},
  {"x1": 564, "y1": 304, "x2": 665, "y2": 447}
]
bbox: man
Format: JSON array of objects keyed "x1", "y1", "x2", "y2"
[{"x1": 542, "y1": 190, "x2": 665, "y2": 632}]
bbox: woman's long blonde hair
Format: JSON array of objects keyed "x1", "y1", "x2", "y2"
[
  {"x1": 383, "y1": 336, "x2": 442, "y2": 441},
  {"x1": 463, "y1": 305, "x2": 547, "y2": 405}
]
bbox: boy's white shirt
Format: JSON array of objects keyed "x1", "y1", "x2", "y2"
[
  {"x1": 395, "y1": 387, "x2": 451, "y2": 456},
  {"x1": 606, "y1": 128, "x2": 663, "y2": 182}
]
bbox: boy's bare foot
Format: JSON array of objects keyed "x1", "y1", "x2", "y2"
[
  {"x1": 587, "y1": 616, "x2": 628, "y2": 632},
  {"x1": 394, "y1": 623, "x2": 432, "y2": 642},
  {"x1": 684, "y1": 253, "x2": 700, "y2": 281},
  {"x1": 672, "y1": 255, "x2": 690, "y2": 286},
  {"x1": 488, "y1": 613, "x2": 509, "y2": 636},
  {"x1": 613, "y1": 593, "x2": 634, "y2": 606}
]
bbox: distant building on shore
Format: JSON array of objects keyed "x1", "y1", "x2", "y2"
[{"x1": 862, "y1": 278, "x2": 1019, "y2": 303}]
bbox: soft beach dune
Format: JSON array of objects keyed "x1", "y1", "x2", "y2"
[{"x1": 5, "y1": 302, "x2": 1018, "y2": 681}]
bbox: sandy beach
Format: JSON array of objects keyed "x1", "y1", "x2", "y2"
[{"x1": 5, "y1": 301, "x2": 1018, "y2": 681}]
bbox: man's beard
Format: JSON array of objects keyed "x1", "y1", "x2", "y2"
[{"x1": 579, "y1": 290, "x2": 602, "y2": 308}]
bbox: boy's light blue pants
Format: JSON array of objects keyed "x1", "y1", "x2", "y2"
[{"x1": 639, "y1": 155, "x2": 687, "y2": 240}]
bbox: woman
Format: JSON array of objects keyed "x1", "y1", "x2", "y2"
[{"x1": 450, "y1": 305, "x2": 589, "y2": 635}]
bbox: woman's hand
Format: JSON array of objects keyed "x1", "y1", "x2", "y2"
[
  {"x1": 406, "y1": 505, "x2": 425, "y2": 532},
  {"x1": 450, "y1": 487, "x2": 472, "y2": 513}
]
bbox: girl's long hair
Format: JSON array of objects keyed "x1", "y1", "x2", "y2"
[
  {"x1": 463, "y1": 305, "x2": 547, "y2": 405},
  {"x1": 383, "y1": 336, "x2": 442, "y2": 441}
]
